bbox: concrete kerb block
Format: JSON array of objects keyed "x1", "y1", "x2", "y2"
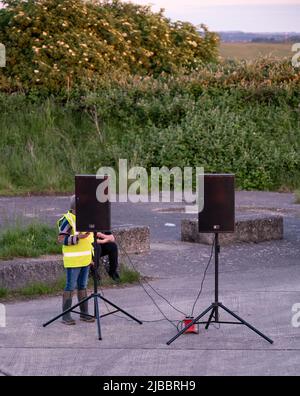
[{"x1": 181, "y1": 214, "x2": 284, "y2": 245}]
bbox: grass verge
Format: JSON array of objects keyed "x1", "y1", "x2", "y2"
[
  {"x1": 0, "y1": 263, "x2": 141, "y2": 302},
  {"x1": 295, "y1": 190, "x2": 300, "y2": 204},
  {"x1": 0, "y1": 223, "x2": 60, "y2": 260},
  {"x1": 0, "y1": 277, "x2": 66, "y2": 301}
]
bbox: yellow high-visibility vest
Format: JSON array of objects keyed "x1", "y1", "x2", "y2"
[{"x1": 57, "y1": 211, "x2": 94, "y2": 268}]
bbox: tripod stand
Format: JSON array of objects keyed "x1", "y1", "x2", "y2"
[
  {"x1": 43, "y1": 233, "x2": 142, "y2": 340},
  {"x1": 167, "y1": 233, "x2": 273, "y2": 345}
]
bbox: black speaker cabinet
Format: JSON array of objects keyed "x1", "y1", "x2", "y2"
[
  {"x1": 75, "y1": 175, "x2": 111, "y2": 232},
  {"x1": 198, "y1": 174, "x2": 235, "y2": 233}
]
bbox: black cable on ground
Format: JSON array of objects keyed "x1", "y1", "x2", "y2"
[
  {"x1": 98, "y1": 275, "x2": 180, "y2": 330},
  {"x1": 99, "y1": 283, "x2": 180, "y2": 326},
  {"x1": 117, "y1": 238, "x2": 188, "y2": 317},
  {"x1": 97, "y1": 235, "x2": 217, "y2": 332}
]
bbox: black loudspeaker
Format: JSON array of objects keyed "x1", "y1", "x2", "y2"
[
  {"x1": 198, "y1": 174, "x2": 235, "y2": 233},
  {"x1": 75, "y1": 175, "x2": 111, "y2": 232}
]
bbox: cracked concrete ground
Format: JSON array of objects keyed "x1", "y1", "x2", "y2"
[{"x1": 0, "y1": 191, "x2": 300, "y2": 376}]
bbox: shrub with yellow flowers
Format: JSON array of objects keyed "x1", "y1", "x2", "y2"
[{"x1": 0, "y1": 0, "x2": 219, "y2": 93}]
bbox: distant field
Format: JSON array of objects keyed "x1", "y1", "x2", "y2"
[{"x1": 220, "y1": 42, "x2": 294, "y2": 60}]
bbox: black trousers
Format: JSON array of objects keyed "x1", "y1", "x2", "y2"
[{"x1": 98, "y1": 241, "x2": 119, "y2": 275}]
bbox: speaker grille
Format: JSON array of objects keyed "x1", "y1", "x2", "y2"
[
  {"x1": 75, "y1": 175, "x2": 111, "y2": 232},
  {"x1": 198, "y1": 174, "x2": 235, "y2": 233}
]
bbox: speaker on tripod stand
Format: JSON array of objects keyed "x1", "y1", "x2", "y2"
[
  {"x1": 43, "y1": 175, "x2": 142, "y2": 340},
  {"x1": 167, "y1": 174, "x2": 273, "y2": 345}
]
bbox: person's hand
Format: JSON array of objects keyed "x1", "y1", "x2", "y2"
[
  {"x1": 96, "y1": 232, "x2": 115, "y2": 244},
  {"x1": 78, "y1": 232, "x2": 90, "y2": 239}
]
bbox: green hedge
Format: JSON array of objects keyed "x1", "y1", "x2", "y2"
[{"x1": 0, "y1": 59, "x2": 299, "y2": 193}]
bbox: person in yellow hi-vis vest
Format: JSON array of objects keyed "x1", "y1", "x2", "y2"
[{"x1": 57, "y1": 195, "x2": 120, "y2": 325}]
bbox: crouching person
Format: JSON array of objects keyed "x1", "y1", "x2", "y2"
[{"x1": 57, "y1": 196, "x2": 95, "y2": 325}]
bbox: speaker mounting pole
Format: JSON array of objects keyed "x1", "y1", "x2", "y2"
[{"x1": 214, "y1": 232, "x2": 219, "y2": 322}]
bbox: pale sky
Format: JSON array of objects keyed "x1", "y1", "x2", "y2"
[
  {"x1": 0, "y1": 1, "x2": 299, "y2": 32},
  {"x1": 129, "y1": 0, "x2": 300, "y2": 32}
]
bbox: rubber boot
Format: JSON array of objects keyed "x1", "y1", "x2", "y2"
[
  {"x1": 78, "y1": 289, "x2": 95, "y2": 322},
  {"x1": 62, "y1": 291, "x2": 76, "y2": 325},
  {"x1": 108, "y1": 270, "x2": 121, "y2": 283}
]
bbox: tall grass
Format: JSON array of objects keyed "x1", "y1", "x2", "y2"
[
  {"x1": 0, "y1": 59, "x2": 299, "y2": 193},
  {"x1": 0, "y1": 99, "x2": 93, "y2": 194}
]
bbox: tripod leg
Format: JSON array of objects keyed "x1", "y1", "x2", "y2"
[
  {"x1": 99, "y1": 295, "x2": 142, "y2": 325},
  {"x1": 205, "y1": 307, "x2": 216, "y2": 330},
  {"x1": 94, "y1": 295, "x2": 102, "y2": 340},
  {"x1": 167, "y1": 305, "x2": 213, "y2": 345},
  {"x1": 219, "y1": 303, "x2": 273, "y2": 344},
  {"x1": 43, "y1": 295, "x2": 92, "y2": 327}
]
